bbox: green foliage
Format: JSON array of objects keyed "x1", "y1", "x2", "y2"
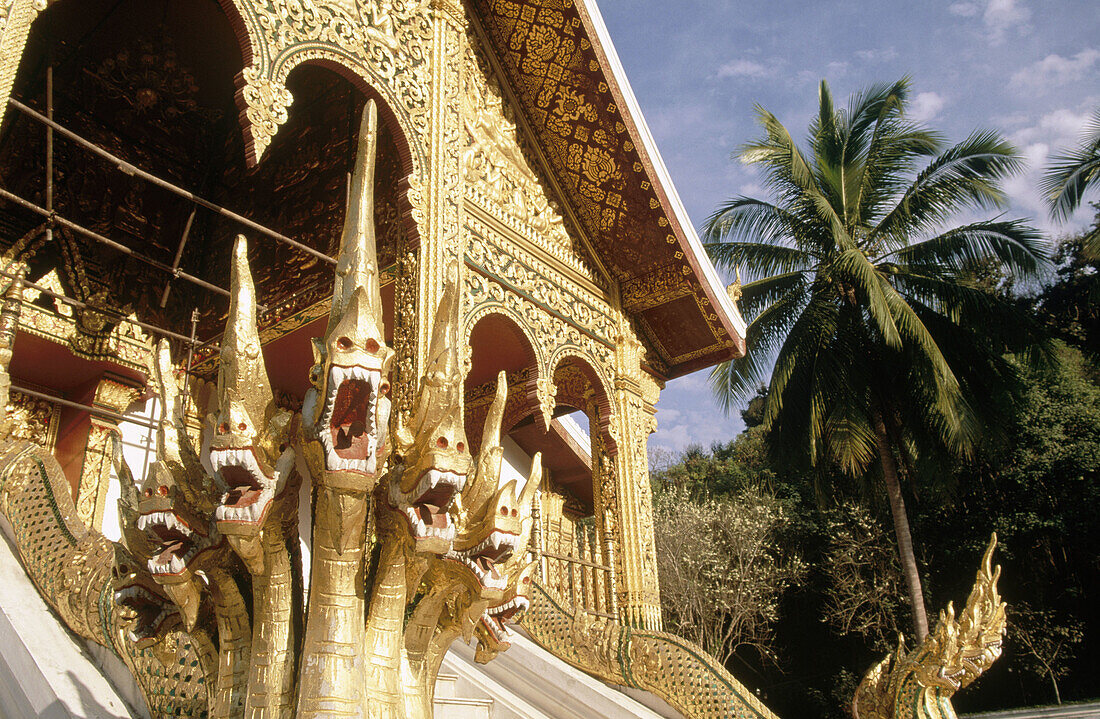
[{"x1": 1035, "y1": 213, "x2": 1100, "y2": 358}]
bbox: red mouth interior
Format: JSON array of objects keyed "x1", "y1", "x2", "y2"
[
  {"x1": 330, "y1": 378, "x2": 374, "y2": 460},
  {"x1": 471, "y1": 538, "x2": 516, "y2": 582},
  {"x1": 413, "y1": 483, "x2": 456, "y2": 529},
  {"x1": 147, "y1": 518, "x2": 196, "y2": 563},
  {"x1": 497, "y1": 603, "x2": 523, "y2": 622},
  {"x1": 221, "y1": 465, "x2": 263, "y2": 508},
  {"x1": 154, "y1": 540, "x2": 187, "y2": 567}
]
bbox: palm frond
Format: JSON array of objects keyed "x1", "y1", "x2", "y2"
[
  {"x1": 882, "y1": 220, "x2": 1050, "y2": 280},
  {"x1": 702, "y1": 197, "x2": 826, "y2": 256},
  {"x1": 830, "y1": 248, "x2": 901, "y2": 347},
  {"x1": 739, "y1": 271, "x2": 809, "y2": 319},
  {"x1": 1040, "y1": 109, "x2": 1100, "y2": 221},
  {"x1": 871, "y1": 131, "x2": 1023, "y2": 247}
]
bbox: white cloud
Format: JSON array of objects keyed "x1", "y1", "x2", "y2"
[
  {"x1": 651, "y1": 371, "x2": 744, "y2": 454},
  {"x1": 948, "y1": 1, "x2": 980, "y2": 17},
  {"x1": 982, "y1": 0, "x2": 1031, "y2": 44},
  {"x1": 1010, "y1": 49, "x2": 1100, "y2": 93},
  {"x1": 855, "y1": 47, "x2": 899, "y2": 63},
  {"x1": 825, "y1": 61, "x2": 850, "y2": 78},
  {"x1": 715, "y1": 59, "x2": 773, "y2": 80},
  {"x1": 909, "y1": 91, "x2": 947, "y2": 123},
  {"x1": 950, "y1": 0, "x2": 1031, "y2": 44},
  {"x1": 1003, "y1": 107, "x2": 1094, "y2": 233}
]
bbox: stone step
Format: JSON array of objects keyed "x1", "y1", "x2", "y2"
[
  {"x1": 435, "y1": 672, "x2": 460, "y2": 699},
  {"x1": 433, "y1": 695, "x2": 494, "y2": 719}
]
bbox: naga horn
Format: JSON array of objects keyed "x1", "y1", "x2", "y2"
[{"x1": 217, "y1": 234, "x2": 274, "y2": 432}]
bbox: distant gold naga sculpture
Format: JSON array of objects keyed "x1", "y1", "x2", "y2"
[
  {"x1": 0, "y1": 99, "x2": 540, "y2": 719},
  {"x1": 852, "y1": 535, "x2": 1007, "y2": 719}
]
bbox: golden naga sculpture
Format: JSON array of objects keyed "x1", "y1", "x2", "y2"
[
  {"x1": 852, "y1": 535, "x2": 1007, "y2": 719},
  {"x1": 0, "y1": 98, "x2": 539, "y2": 719}
]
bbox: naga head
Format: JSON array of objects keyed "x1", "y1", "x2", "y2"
[
  {"x1": 112, "y1": 540, "x2": 182, "y2": 652},
  {"x1": 445, "y1": 371, "x2": 541, "y2": 596},
  {"x1": 387, "y1": 262, "x2": 471, "y2": 554},
  {"x1": 207, "y1": 235, "x2": 297, "y2": 573},
  {"x1": 129, "y1": 341, "x2": 225, "y2": 629},
  {"x1": 914, "y1": 534, "x2": 1006, "y2": 693},
  {"x1": 474, "y1": 558, "x2": 537, "y2": 663},
  {"x1": 302, "y1": 99, "x2": 394, "y2": 495}
]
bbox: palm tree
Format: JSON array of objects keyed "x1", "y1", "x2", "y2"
[
  {"x1": 704, "y1": 78, "x2": 1050, "y2": 640},
  {"x1": 1041, "y1": 108, "x2": 1100, "y2": 258}
]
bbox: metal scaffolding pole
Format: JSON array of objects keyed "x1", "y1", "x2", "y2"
[
  {"x1": 0, "y1": 186, "x2": 235, "y2": 301},
  {"x1": 0, "y1": 267, "x2": 220, "y2": 352},
  {"x1": 7, "y1": 97, "x2": 337, "y2": 266},
  {"x1": 10, "y1": 384, "x2": 159, "y2": 431}
]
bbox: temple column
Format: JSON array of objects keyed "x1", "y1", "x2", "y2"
[
  {"x1": 73, "y1": 375, "x2": 142, "y2": 532},
  {"x1": 608, "y1": 331, "x2": 663, "y2": 630},
  {"x1": 416, "y1": 0, "x2": 468, "y2": 373}
]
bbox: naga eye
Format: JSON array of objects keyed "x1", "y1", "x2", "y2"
[
  {"x1": 337, "y1": 336, "x2": 353, "y2": 350},
  {"x1": 157, "y1": 485, "x2": 168, "y2": 496},
  {"x1": 238, "y1": 422, "x2": 248, "y2": 432},
  {"x1": 456, "y1": 442, "x2": 465, "y2": 452},
  {"x1": 380, "y1": 382, "x2": 390, "y2": 396},
  {"x1": 365, "y1": 338, "x2": 379, "y2": 354},
  {"x1": 511, "y1": 508, "x2": 518, "y2": 517},
  {"x1": 144, "y1": 488, "x2": 153, "y2": 497},
  {"x1": 522, "y1": 576, "x2": 530, "y2": 584},
  {"x1": 436, "y1": 437, "x2": 448, "y2": 448},
  {"x1": 218, "y1": 422, "x2": 229, "y2": 434},
  {"x1": 500, "y1": 506, "x2": 508, "y2": 515}
]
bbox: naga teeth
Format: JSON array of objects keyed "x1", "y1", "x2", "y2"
[
  {"x1": 214, "y1": 490, "x2": 273, "y2": 524},
  {"x1": 487, "y1": 596, "x2": 530, "y2": 617},
  {"x1": 136, "y1": 511, "x2": 194, "y2": 537},
  {"x1": 317, "y1": 438, "x2": 377, "y2": 474},
  {"x1": 464, "y1": 531, "x2": 519, "y2": 559},
  {"x1": 407, "y1": 469, "x2": 466, "y2": 502},
  {"x1": 210, "y1": 448, "x2": 266, "y2": 483},
  {"x1": 446, "y1": 551, "x2": 508, "y2": 590},
  {"x1": 400, "y1": 506, "x2": 456, "y2": 541}
]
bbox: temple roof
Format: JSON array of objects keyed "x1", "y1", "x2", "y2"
[{"x1": 470, "y1": 0, "x2": 747, "y2": 378}]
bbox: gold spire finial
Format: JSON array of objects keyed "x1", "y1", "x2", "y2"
[{"x1": 726, "y1": 265, "x2": 743, "y2": 303}]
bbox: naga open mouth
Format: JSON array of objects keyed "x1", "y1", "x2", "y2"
[
  {"x1": 212, "y1": 447, "x2": 291, "y2": 526},
  {"x1": 114, "y1": 584, "x2": 176, "y2": 646},
  {"x1": 319, "y1": 365, "x2": 381, "y2": 474},
  {"x1": 448, "y1": 530, "x2": 518, "y2": 590},
  {"x1": 480, "y1": 593, "x2": 530, "y2": 646},
  {"x1": 138, "y1": 511, "x2": 216, "y2": 577},
  {"x1": 390, "y1": 468, "x2": 465, "y2": 542}
]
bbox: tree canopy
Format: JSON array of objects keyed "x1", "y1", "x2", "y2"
[{"x1": 702, "y1": 77, "x2": 1051, "y2": 639}]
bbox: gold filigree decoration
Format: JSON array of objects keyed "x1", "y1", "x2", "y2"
[
  {"x1": 463, "y1": 35, "x2": 605, "y2": 289},
  {"x1": 522, "y1": 579, "x2": 778, "y2": 719}
]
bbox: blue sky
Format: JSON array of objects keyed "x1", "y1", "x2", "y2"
[{"x1": 595, "y1": 0, "x2": 1100, "y2": 458}]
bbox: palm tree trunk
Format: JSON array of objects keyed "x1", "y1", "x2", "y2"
[{"x1": 871, "y1": 406, "x2": 929, "y2": 641}]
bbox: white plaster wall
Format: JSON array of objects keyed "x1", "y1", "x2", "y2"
[{"x1": 101, "y1": 398, "x2": 161, "y2": 543}]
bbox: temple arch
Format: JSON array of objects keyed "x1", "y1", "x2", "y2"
[{"x1": 463, "y1": 310, "x2": 541, "y2": 454}]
